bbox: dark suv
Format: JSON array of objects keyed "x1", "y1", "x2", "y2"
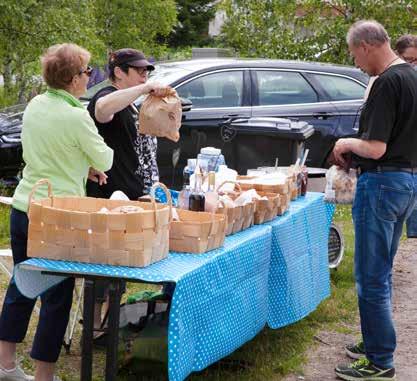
[
  {"x1": 0, "y1": 58, "x2": 368, "y2": 187},
  {"x1": 0, "y1": 105, "x2": 25, "y2": 182}
]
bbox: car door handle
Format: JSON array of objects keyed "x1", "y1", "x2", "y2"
[
  {"x1": 313, "y1": 112, "x2": 334, "y2": 120},
  {"x1": 220, "y1": 114, "x2": 241, "y2": 126}
]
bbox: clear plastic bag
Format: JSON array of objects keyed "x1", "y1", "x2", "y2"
[{"x1": 324, "y1": 165, "x2": 357, "y2": 204}]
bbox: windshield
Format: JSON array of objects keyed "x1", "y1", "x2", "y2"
[
  {"x1": 148, "y1": 64, "x2": 191, "y2": 85},
  {"x1": 81, "y1": 64, "x2": 191, "y2": 102}
]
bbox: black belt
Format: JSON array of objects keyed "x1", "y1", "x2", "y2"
[{"x1": 357, "y1": 165, "x2": 417, "y2": 176}]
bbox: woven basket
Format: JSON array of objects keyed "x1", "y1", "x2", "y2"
[
  {"x1": 287, "y1": 173, "x2": 298, "y2": 200},
  {"x1": 237, "y1": 175, "x2": 290, "y2": 195},
  {"x1": 216, "y1": 181, "x2": 255, "y2": 235},
  {"x1": 169, "y1": 209, "x2": 226, "y2": 253},
  {"x1": 236, "y1": 176, "x2": 257, "y2": 191},
  {"x1": 27, "y1": 179, "x2": 172, "y2": 267},
  {"x1": 253, "y1": 192, "x2": 281, "y2": 224},
  {"x1": 277, "y1": 193, "x2": 291, "y2": 216}
]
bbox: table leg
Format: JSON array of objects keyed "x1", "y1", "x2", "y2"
[
  {"x1": 105, "y1": 280, "x2": 122, "y2": 381},
  {"x1": 81, "y1": 278, "x2": 95, "y2": 381}
]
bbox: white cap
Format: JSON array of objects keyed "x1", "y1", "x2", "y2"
[{"x1": 200, "y1": 147, "x2": 221, "y2": 155}]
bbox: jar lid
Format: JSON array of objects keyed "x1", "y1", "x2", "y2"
[{"x1": 200, "y1": 147, "x2": 221, "y2": 155}]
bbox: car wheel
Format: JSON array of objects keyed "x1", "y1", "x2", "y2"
[{"x1": 328, "y1": 223, "x2": 344, "y2": 269}]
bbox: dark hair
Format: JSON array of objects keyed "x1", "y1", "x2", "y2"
[
  {"x1": 107, "y1": 48, "x2": 153, "y2": 81},
  {"x1": 108, "y1": 62, "x2": 129, "y2": 81},
  {"x1": 41, "y1": 43, "x2": 90, "y2": 89},
  {"x1": 395, "y1": 34, "x2": 417, "y2": 55}
]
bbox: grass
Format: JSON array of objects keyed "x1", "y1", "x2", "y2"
[
  {"x1": 0, "y1": 182, "x2": 14, "y2": 247},
  {"x1": 0, "y1": 198, "x2": 358, "y2": 380},
  {"x1": 0, "y1": 205, "x2": 10, "y2": 248}
]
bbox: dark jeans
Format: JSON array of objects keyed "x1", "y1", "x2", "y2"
[
  {"x1": 0, "y1": 208, "x2": 74, "y2": 363},
  {"x1": 406, "y1": 207, "x2": 417, "y2": 237},
  {"x1": 352, "y1": 172, "x2": 417, "y2": 369}
]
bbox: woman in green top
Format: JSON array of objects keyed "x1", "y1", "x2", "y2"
[{"x1": 0, "y1": 43, "x2": 113, "y2": 381}]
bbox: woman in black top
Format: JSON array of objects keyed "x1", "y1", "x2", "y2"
[{"x1": 86, "y1": 48, "x2": 170, "y2": 334}]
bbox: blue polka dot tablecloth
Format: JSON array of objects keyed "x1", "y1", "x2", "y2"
[
  {"x1": 14, "y1": 225, "x2": 272, "y2": 381},
  {"x1": 266, "y1": 193, "x2": 335, "y2": 328},
  {"x1": 14, "y1": 192, "x2": 334, "y2": 381}
]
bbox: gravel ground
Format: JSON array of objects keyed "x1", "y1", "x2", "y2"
[{"x1": 283, "y1": 238, "x2": 417, "y2": 381}]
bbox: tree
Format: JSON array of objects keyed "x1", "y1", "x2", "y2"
[
  {"x1": 0, "y1": 0, "x2": 101, "y2": 103},
  {"x1": 0, "y1": 0, "x2": 178, "y2": 105},
  {"x1": 93, "y1": 0, "x2": 177, "y2": 59},
  {"x1": 167, "y1": 0, "x2": 217, "y2": 47},
  {"x1": 219, "y1": 0, "x2": 417, "y2": 64}
]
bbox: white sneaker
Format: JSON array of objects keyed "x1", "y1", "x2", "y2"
[{"x1": 0, "y1": 365, "x2": 34, "y2": 380}]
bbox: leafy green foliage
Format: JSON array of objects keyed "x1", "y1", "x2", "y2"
[
  {"x1": 0, "y1": 0, "x2": 101, "y2": 101},
  {"x1": 0, "y1": 205, "x2": 10, "y2": 248},
  {"x1": 0, "y1": 0, "x2": 178, "y2": 104},
  {"x1": 220, "y1": 0, "x2": 417, "y2": 64},
  {"x1": 167, "y1": 0, "x2": 216, "y2": 47},
  {"x1": 93, "y1": 0, "x2": 177, "y2": 60}
]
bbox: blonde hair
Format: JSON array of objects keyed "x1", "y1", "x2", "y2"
[{"x1": 41, "y1": 43, "x2": 91, "y2": 89}]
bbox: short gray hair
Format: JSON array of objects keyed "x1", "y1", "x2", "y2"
[{"x1": 347, "y1": 20, "x2": 390, "y2": 47}]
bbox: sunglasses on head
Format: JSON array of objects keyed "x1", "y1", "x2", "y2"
[{"x1": 79, "y1": 66, "x2": 93, "y2": 77}]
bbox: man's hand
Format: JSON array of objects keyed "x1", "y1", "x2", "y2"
[
  {"x1": 332, "y1": 138, "x2": 352, "y2": 168},
  {"x1": 332, "y1": 137, "x2": 386, "y2": 167},
  {"x1": 88, "y1": 168, "x2": 108, "y2": 186}
]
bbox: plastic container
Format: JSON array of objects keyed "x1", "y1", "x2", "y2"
[
  {"x1": 227, "y1": 117, "x2": 314, "y2": 175},
  {"x1": 178, "y1": 165, "x2": 191, "y2": 210},
  {"x1": 197, "y1": 147, "x2": 225, "y2": 173},
  {"x1": 215, "y1": 165, "x2": 237, "y2": 192},
  {"x1": 185, "y1": 158, "x2": 196, "y2": 175}
]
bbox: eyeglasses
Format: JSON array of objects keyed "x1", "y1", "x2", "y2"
[
  {"x1": 79, "y1": 66, "x2": 93, "y2": 77},
  {"x1": 129, "y1": 66, "x2": 151, "y2": 76}
]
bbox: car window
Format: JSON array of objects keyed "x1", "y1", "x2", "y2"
[
  {"x1": 310, "y1": 73, "x2": 365, "y2": 101},
  {"x1": 256, "y1": 70, "x2": 318, "y2": 106},
  {"x1": 81, "y1": 65, "x2": 191, "y2": 102},
  {"x1": 176, "y1": 71, "x2": 243, "y2": 108},
  {"x1": 81, "y1": 80, "x2": 111, "y2": 101}
]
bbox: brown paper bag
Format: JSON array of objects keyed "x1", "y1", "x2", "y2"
[{"x1": 138, "y1": 88, "x2": 182, "y2": 142}]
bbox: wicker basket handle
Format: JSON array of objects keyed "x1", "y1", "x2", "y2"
[
  {"x1": 28, "y1": 179, "x2": 54, "y2": 211},
  {"x1": 149, "y1": 182, "x2": 173, "y2": 228},
  {"x1": 216, "y1": 180, "x2": 241, "y2": 194},
  {"x1": 216, "y1": 199, "x2": 226, "y2": 210}
]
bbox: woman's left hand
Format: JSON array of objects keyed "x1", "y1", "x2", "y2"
[{"x1": 88, "y1": 168, "x2": 108, "y2": 185}]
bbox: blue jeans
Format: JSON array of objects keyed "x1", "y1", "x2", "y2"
[
  {"x1": 0, "y1": 208, "x2": 75, "y2": 363},
  {"x1": 406, "y1": 207, "x2": 417, "y2": 237},
  {"x1": 352, "y1": 171, "x2": 417, "y2": 369}
]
